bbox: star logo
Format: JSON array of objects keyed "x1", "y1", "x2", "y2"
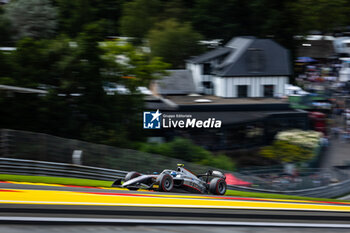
[
  {"x1": 143, "y1": 109, "x2": 162, "y2": 129},
  {"x1": 150, "y1": 109, "x2": 162, "y2": 122}
]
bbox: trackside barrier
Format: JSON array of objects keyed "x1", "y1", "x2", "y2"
[
  {"x1": 1, "y1": 129, "x2": 350, "y2": 198},
  {"x1": 234, "y1": 167, "x2": 349, "y2": 191},
  {"x1": 228, "y1": 180, "x2": 350, "y2": 199},
  {"x1": 0, "y1": 129, "x2": 216, "y2": 174},
  {"x1": 0, "y1": 157, "x2": 127, "y2": 181},
  {"x1": 1, "y1": 158, "x2": 350, "y2": 198}
]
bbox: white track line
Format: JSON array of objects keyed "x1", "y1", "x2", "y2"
[
  {"x1": 0, "y1": 200, "x2": 348, "y2": 212},
  {"x1": 0, "y1": 217, "x2": 349, "y2": 228}
]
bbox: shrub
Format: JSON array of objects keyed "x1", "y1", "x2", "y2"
[{"x1": 139, "y1": 137, "x2": 235, "y2": 171}]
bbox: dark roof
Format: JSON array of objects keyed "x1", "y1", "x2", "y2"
[
  {"x1": 144, "y1": 96, "x2": 178, "y2": 110},
  {"x1": 188, "y1": 37, "x2": 291, "y2": 77},
  {"x1": 214, "y1": 39, "x2": 291, "y2": 76},
  {"x1": 187, "y1": 47, "x2": 233, "y2": 63},
  {"x1": 157, "y1": 70, "x2": 196, "y2": 95},
  {"x1": 296, "y1": 40, "x2": 335, "y2": 59}
]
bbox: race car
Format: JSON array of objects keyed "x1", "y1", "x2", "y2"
[{"x1": 112, "y1": 164, "x2": 227, "y2": 195}]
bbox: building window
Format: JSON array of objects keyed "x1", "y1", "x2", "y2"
[
  {"x1": 263, "y1": 85, "x2": 274, "y2": 97},
  {"x1": 202, "y1": 81, "x2": 214, "y2": 95},
  {"x1": 202, "y1": 81, "x2": 212, "y2": 89},
  {"x1": 246, "y1": 49, "x2": 265, "y2": 73},
  {"x1": 237, "y1": 85, "x2": 248, "y2": 98},
  {"x1": 203, "y1": 63, "x2": 211, "y2": 75}
]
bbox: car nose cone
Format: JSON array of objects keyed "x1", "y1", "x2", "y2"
[{"x1": 122, "y1": 175, "x2": 148, "y2": 187}]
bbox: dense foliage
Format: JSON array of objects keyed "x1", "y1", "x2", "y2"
[
  {"x1": 148, "y1": 19, "x2": 204, "y2": 68},
  {"x1": 3, "y1": 0, "x2": 57, "y2": 40},
  {"x1": 0, "y1": 0, "x2": 348, "y2": 166},
  {"x1": 0, "y1": 26, "x2": 168, "y2": 147},
  {"x1": 2, "y1": 0, "x2": 350, "y2": 50},
  {"x1": 139, "y1": 138, "x2": 236, "y2": 171}
]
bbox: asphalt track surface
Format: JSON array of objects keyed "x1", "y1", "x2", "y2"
[{"x1": 1, "y1": 181, "x2": 350, "y2": 232}]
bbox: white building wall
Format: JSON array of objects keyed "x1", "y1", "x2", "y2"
[
  {"x1": 277, "y1": 76, "x2": 289, "y2": 96},
  {"x1": 187, "y1": 63, "x2": 203, "y2": 93},
  {"x1": 213, "y1": 77, "x2": 219, "y2": 96},
  {"x1": 221, "y1": 78, "x2": 226, "y2": 97},
  {"x1": 213, "y1": 76, "x2": 226, "y2": 97},
  {"x1": 187, "y1": 62, "x2": 290, "y2": 97},
  {"x1": 216, "y1": 76, "x2": 289, "y2": 97},
  {"x1": 251, "y1": 77, "x2": 258, "y2": 97},
  {"x1": 227, "y1": 78, "x2": 233, "y2": 98}
]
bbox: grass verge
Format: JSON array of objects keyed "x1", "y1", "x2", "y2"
[
  {"x1": 1, "y1": 174, "x2": 349, "y2": 203},
  {"x1": 0, "y1": 174, "x2": 113, "y2": 187},
  {"x1": 225, "y1": 190, "x2": 350, "y2": 203}
]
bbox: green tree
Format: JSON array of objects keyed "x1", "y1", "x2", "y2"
[
  {"x1": 191, "y1": 0, "x2": 255, "y2": 41},
  {"x1": 93, "y1": 0, "x2": 126, "y2": 35},
  {"x1": 54, "y1": 0, "x2": 94, "y2": 37},
  {"x1": 158, "y1": 0, "x2": 192, "y2": 23},
  {"x1": 4, "y1": 0, "x2": 57, "y2": 40},
  {"x1": 120, "y1": 0, "x2": 162, "y2": 42},
  {"x1": 250, "y1": 0, "x2": 297, "y2": 50},
  {"x1": 54, "y1": 0, "x2": 124, "y2": 37},
  {"x1": 148, "y1": 19, "x2": 204, "y2": 68},
  {"x1": 3, "y1": 24, "x2": 107, "y2": 137},
  {"x1": 4, "y1": 22, "x2": 169, "y2": 145},
  {"x1": 0, "y1": 8, "x2": 13, "y2": 46},
  {"x1": 290, "y1": 0, "x2": 349, "y2": 35},
  {"x1": 11, "y1": 38, "x2": 50, "y2": 87},
  {"x1": 100, "y1": 40, "x2": 170, "y2": 91},
  {"x1": 0, "y1": 51, "x2": 13, "y2": 83}
]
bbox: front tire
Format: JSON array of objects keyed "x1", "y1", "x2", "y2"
[
  {"x1": 125, "y1": 171, "x2": 141, "y2": 191},
  {"x1": 125, "y1": 171, "x2": 141, "y2": 181},
  {"x1": 157, "y1": 173, "x2": 174, "y2": 192},
  {"x1": 209, "y1": 178, "x2": 227, "y2": 195}
]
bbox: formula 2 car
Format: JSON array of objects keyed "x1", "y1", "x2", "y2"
[{"x1": 112, "y1": 164, "x2": 227, "y2": 195}]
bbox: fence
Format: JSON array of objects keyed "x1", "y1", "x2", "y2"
[
  {"x1": 229, "y1": 180, "x2": 350, "y2": 198},
  {"x1": 0, "y1": 129, "x2": 216, "y2": 174},
  {"x1": 235, "y1": 167, "x2": 349, "y2": 191},
  {"x1": 2, "y1": 128, "x2": 350, "y2": 198},
  {"x1": 0, "y1": 157, "x2": 350, "y2": 198},
  {"x1": 0, "y1": 157, "x2": 127, "y2": 180}
]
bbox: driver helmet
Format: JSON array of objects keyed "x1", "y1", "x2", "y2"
[{"x1": 170, "y1": 171, "x2": 177, "y2": 177}]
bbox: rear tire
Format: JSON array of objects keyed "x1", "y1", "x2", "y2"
[
  {"x1": 209, "y1": 178, "x2": 227, "y2": 195},
  {"x1": 125, "y1": 171, "x2": 141, "y2": 182},
  {"x1": 156, "y1": 173, "x2": 174, "y2": 192}
]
